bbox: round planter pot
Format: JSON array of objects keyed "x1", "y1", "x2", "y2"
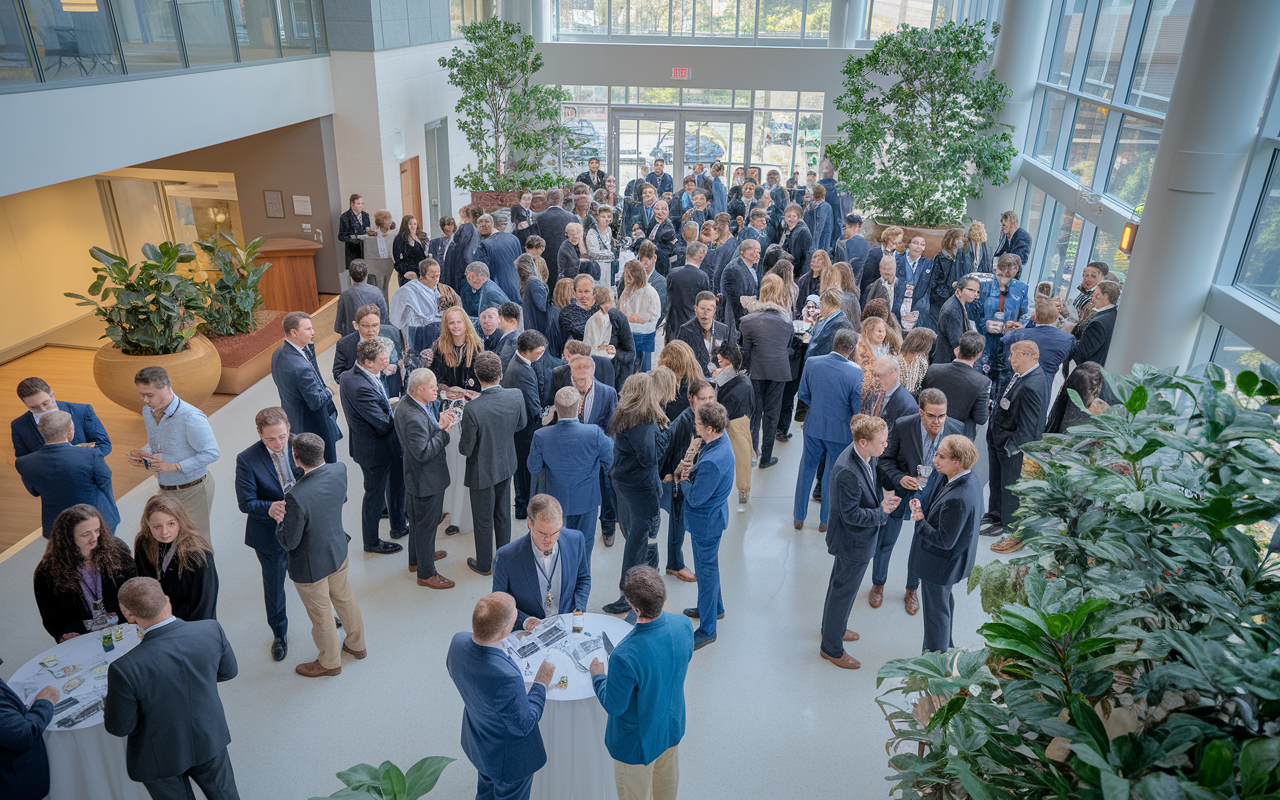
[
  {"x1": 868, "y1": 219, "x2": 956, "y2": 259},
  {"x1": 93, "y1": 334, "x2": 223, "y2": 412}
]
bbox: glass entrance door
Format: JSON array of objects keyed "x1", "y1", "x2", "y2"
[
  {"x1": 611, "y1": 111, "x2": 750, "y2": 198},
  {"x1": 613, "y1": 115, "x2": 677, "y2": 194},
  {"x1": 681, "y1": 116, "x2": 749, "y2": 188}
]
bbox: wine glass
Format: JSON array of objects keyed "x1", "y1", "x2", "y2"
[{"x1": 917, "y1": 464, "x2": 934, "y2": 492}]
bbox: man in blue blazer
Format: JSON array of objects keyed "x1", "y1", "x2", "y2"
[
  {"x1": 272, "y1": 312, "x2": 342, "y2": 464},
  {"x1": 338, "y1": 337, "x2": 405, "y2": 555},
  {"x1": 677, "y1": 403, "x2": 736, "y2": 650},
  {"x1": 0, "y1": 676, "x2": 58, "y2": 800},
  {"x1": 501, "y1": 331, "x2": 548, "y2": 522},
  {"x1": 820, "y1": 415, "x2": 901, "y2": 670},
  {"x1": 874, "y1": 389, "x2": 963, "y2": 618},
  {"x1": 900, "y1": 234, "x2": 936, "y2": 330},
  {"x1": 872, "y1": 357, "x2": 920, "y2": 433},
  {"x1": 233, "y1": 406, "x2": 303, "y2": 661},
  {"x1": 447, "y1": 593, "x2": 555, "y2": 800},
  {"x1": 528, "y1": 386, "x2": 614, "y2": 562},
  {"x1": 16, "y1": 410, "x2": 119, "y2": 537},
  {"x1": 794, "y1": 330, "x2": 862, "y2": 530},
  {"x1": 1001, "y1": 297, "x2": 1075, "y2": 404},
  {"x1": 563, "y1": 355, "x2": 619, "y2": 544},
  {"x1": 908, "y1": 434, "x2": 983, "y2": 652},
  {"x1": 492, "y1": 495, "x2": 591, "y2": 629},
  {"x1": 11, "y1": 376, "x2": 111, "y2": 459}
]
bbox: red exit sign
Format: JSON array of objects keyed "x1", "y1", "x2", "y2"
[{"x1": 671, "y1": 68, "x2": 690, "y2": 80}]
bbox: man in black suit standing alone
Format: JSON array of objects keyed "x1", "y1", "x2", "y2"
[
  {"x1": 460, "y1": 352, "x2": 527, "y2": 575},
  {"x1": 394, "y1": 369, "x2": 457, "y2": 589},
  {"x1": 921, "y1": 331, "x2": 990, "y2": 440},
  {"x1": 338, "y1": 337, "x2": 405, "y2": 555},
  {"x1": 819, "y1": 415, "x2": 901, "y2": 670},
  {"x1": 984, "y1": 340, "x2": 1045, "y2": 539},
  {"x1": 1065, "y1": 281, "x2": 1120, "y2": 374},
  {"x1": 105, "y1": 577, "x2": 240, "y2": 800}
]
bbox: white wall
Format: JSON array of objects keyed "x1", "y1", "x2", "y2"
[{"x1": 0, "y1": 57, "x2": 336, "y2": 198}]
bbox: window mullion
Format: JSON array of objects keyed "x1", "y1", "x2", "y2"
[{"x1": 1070, "y1": 0, "x2": 1102, "y2": 93}]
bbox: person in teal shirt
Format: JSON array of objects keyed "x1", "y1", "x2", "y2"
[{"x1": 590, "y1": 566, "x2": 694, "y2": 800}]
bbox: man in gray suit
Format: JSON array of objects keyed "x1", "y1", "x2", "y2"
[
  {"x1": 105, "y1": 577, "x2": 240, "y2": 800},
  {"x1": 459, "y1": 352, "x2": 527, "y2": 576},
  {"x1": 393, "y1": 369, "x2": 457, "y2": 589},
  {"x1": 277, "y1": 433, "x2": 367, "y2": 678}
]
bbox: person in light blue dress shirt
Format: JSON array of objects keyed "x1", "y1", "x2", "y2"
[{"x1": 126, "y1": 366, "x2": 220, "y2": 538}]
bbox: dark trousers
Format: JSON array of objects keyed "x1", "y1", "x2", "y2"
[
  {"x1": 513, "y1": 429, "x2": 535, "y2": 517},
  {"x1": 750, "y1": 379, "x2": 786, "y2": 462},
  {"x1": 614, "y1": 483, "x2": 660, "y2": 596},
  {"x1": 920, "y1": 580, "x2": 956, "y2": 653},
  {"x1": 793, "y1": 434, "x2": 842, "y2": 524},
  {"x1": 406, "y1": 491, "x2": 445, "y2": 578},
  {"x1": 778, "y1": 374, "x2": 802, "y2": 435},
  {"x1": 252, "y1": 545, "x2": 288, "y2": 639},
  {"x1": 469, "y1": 478, "x2": 513, "y2": 571},
  {"x1": 661, "y1": 481, "x2": 687, "y2": 572},
  {"x1": 476, "y1": 771, "x2": 533, "y2": 800},
  {"x1": 142, "y1": 747, "x2": 239, "y2": 800},
  {"x1": 689, "y1": 522, "x2": 724, "y2": 637},
  {"x1": 871, "y1": 515, "x2": 920, "y2": 590},
  {"x1": 599, "y1": 468, "x2": 617, "y2": 531},
  {"x1": 563, "y1": 506, "x2": 600, "y2": 570},
  {"x1": 358, "y1": 458, "x2": 405, "y2": 547},
  {"x1": 820, "y1": 555, "x2": 871, "y2": 659},
  {"x1": 321, "y1": 429, "x2": 339, "y2": 465},
  {"x1": 986, "y1": 430, "x2": 1023, "y2": 527}
]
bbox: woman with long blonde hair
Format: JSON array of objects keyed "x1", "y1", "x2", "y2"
[
  {"x1": 133, "y1": 494, "x2": 218, "y2": 621},
  {"x1": 430, "y1": 305, "x2": 484, "y2": 394},
  {"x1": 656, "y1": 339, "x2": 704, "y2": 419},
  {"x1": 855, "y1": 315, "x2": 892, "y2": 412}
]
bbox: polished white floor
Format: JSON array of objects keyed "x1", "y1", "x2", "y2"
[{"x1": 0, "y1": 348, "x2": 1004, "y2": 799}]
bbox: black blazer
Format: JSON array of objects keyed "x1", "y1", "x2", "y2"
[
  {"x1": 878, "y1": 414, "x2": 964, "y2": 504},
  {"x1": 392, "y1": 235, "x2": 427, "y2": 286},
  {"x1": 332, "y1": 327, "x2": 404, "y2": 397},
  {"x1": 576, "y1": 170, "x2": 607, "y2": 192},
  {"x1": 339, "y1": 209, "x2": 371, "y2": 263},
  {"x1": 1068, "y1": 305, "x2": 1117, "y2": 369},
  {"x1": 908, "y1": 471, "x2": 982, "y2": 586},
  {"x1": 921, "y1": 361, "x2": 990, "y2": 430},
  {"x1": 604, "y1": 308, "x2": 637, "y2": 392},
  {"x1": 234, "y1": 440, "x2": 303, "y2": 553},
  {"x1": 548, "y1": 358, "x2": 615, "y2": 397},
  {"x1": 134, "y1": 548, "x2": 219, "y2": 623},
  {"x1": 664, "y1": 265, "x2": 712, "y2": 341},
  {"x1": 510, "y1": 204, "x2": 534, "y2": 248},
  {"x1": 676, "y1": 317, "x2": 729, "y2": 378},
  {"x1": 104, "y1": 618, "x2": 237, "y2": 784},
  {"x1": 991, "y1": 366, "x2": 1047, "y2": 455},
  {"x1": 933, "y1": 295, "x2": 976, "y2": 365},
  {"x1": 778, "y1": 220, "x2": 813, "y2": 276},
  {"x1": 994, "y1": 226, "x2": 1032, "y2": 266},
  {"x1": 500, "y1": 355, "x2": 543, "y2": 438},
  {"x1": 0, "y1": 677, "x2": 53, "y2": 800},
  {"x1": 443, "y1": 223, "x2": 479, "y2": 289},
  {"x1": 338, "y1": 366, "x2": 402, "y2": 468},
  {"x1": 825, "y1": 445, "x2": 889, "y2": 562},
  {"x1": 33, "y1": 549, "x2": 136, "y2": 641},
  {"x1": 532, "y1": 207, "x2": 578, "y2": 284},
  {"x1": 277, "y1": 463, "x2": 350, "y2": 584},
  {"x1": 638, "y1": 218, "x2": 679, "y2": 276}
]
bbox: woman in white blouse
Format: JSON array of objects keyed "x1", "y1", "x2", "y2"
[
  {"x1": 618, "y1": 258, "x2": 660, "y2": 372},
  {"x1": 371, "y1": 210, "x2": 397, "y2": 259},
  {"x1": 586, "y1": 206, "x2": 616, "y2": 285}
]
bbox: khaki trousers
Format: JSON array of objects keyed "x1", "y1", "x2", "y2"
[
  {"x1": 293, "y1": 558, "x2": 365, "y2": 669},
  {"x1": 160, "y1": 473, "x2": 215, "y2": 541},
  {"x1": 726, "y1": 417, "x2": 752, "y2": 494},
  {"x1": 614, "y1": 745, "x2": 679, "y2": 800}
]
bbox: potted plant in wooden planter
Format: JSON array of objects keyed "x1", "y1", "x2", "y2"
[
  {"x1": 826, "y1": 20, "x2": 1016, "y2": 255},
  {"x1": 66, "y1": 242, "x2": 222, "y2": 411},
  {"x1": 193, "y1": 233, "x2": 280, "y2": 394},
  {"x1": 439, "y1": 17, "x2": 586, "y2": 208}
]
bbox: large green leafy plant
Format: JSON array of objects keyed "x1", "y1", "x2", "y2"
[
  {"x1": 439, "y1": 17, "x2": 585, "y2": 192},
  {"x1": 66, "y1": 242, "x2": 208, "y2": 356},
  {"x1": 192, "y1": 233, "x2": 271, "y2": 337},
  {"x1": 877, "y1": 364, "x2": 1280, "y2": 799},
  {"x1": 309, "y1": 756, "x2": 453, "y2": 800},
  {"x1": 826, "y1": 21, "x2": 1016, "y2": 229}
]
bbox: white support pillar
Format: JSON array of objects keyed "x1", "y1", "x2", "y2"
[
  {"x1": 966, "y1": 0, "x2": 1051, "y2": 226},
  {"x1": 828, "y1": 0, "x2": 849, "y2": 49},
  {"x1": 1107, "y1": 0, "x2": 1280, "y2": 373},
  {"x1": 846, "y1": 0, "x2": 867, "y2": 41}
]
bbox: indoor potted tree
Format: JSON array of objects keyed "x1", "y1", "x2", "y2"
[
  {"x1": 826, "y1": 20, "x2": 1016, "y2": 254},
  {"x1": 66, "y1": 242, "x2": 222, "y2": 410},
  {"x1": 193, "y1": 232, "x2": 282, "y2": 394},
  {"x1": 439, "y1": 17, "x2": 586, "y2": 209}
]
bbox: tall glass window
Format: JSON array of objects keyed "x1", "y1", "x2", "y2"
[
  {"x1": 110, "y1": 0, "x2": 181, "y2": 73},
  {"x1": 0, "y1": 0, "x2": 38, "y2": 83},
  {"x1": 1034, "y1": 91, "x2": 1068, "y2": 166},
  {"x1": 276, "y1": 0, "x2": 313, "y2": 56},
  {"x1": 175, "y1": 0, "x2": 236, "y2": 66},
  {"x1": 1046, "y1": 0, "x2": 1086, "y2": 87},
  {"x1": 758, "y1": 0, "x2": 803, "y2": 39},
  {"x1": 24, "y1": 0, "x2": 122, "y2": 82},
  {"x1": 1234, "y1": 153, "x2": 1280, "y2": 313},
  {"x1": 1104, "y1": 115, "x2": 1160, "y2": 211},
  {"x1": 1126, "y1": 0, "x2": 1191, "y2": 115},
  {"x1": 1065, "y1": 102, "x2": 1108, "y2": 185},
  {"x1": 1081, "y1": 0, "x2": 1134, "y2": 100}
]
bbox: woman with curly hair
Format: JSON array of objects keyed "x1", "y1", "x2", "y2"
[
  {"x1": 895, "y1": 327, "x2": 938, "y2": 396},
  {"x1": 134, "y1": 494, "x2": 219, "y2": 621},
  {"x1": 430, "y1": 305, "x2": 485, "y2": 395},
  {"x1": 34, "y1": 504, "x2": 136, "y2": 642}
]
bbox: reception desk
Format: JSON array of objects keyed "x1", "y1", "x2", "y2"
[{"x1": 256, "y1": 238, "x2": 322, "y2": 312}]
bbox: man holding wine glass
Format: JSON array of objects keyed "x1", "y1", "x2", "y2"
[{"x1": 873, "y1": 388, "x2": 963, "y2": 616}]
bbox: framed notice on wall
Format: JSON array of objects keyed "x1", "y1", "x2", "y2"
[
  {"x1": 292, "y1": 195, "x2": 312, "y2": 216},
  {"x1": 264, "y1": 190, "x2": 285, "y2": 218}
]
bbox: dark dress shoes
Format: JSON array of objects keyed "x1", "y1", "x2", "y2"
[
  {"x1": 693, "y1": 632, "x2": 716, "y2": 651},
  {"x1": 466, "y1": 558, "x2": 491, "y2": 576},
  {"x1": 682, "y1": 607, "x2": 724, "y2": 620},
  {"x1": 602, "y1": 532, "x2": 615, "y2": 547},
  {"x1": 601, "y1": 598, "x2": 631, "y2": 615},
  {"x1": 775, "y1": 432, "x2": 792, "y2": 443},
  {"x1": 758, "y1": 456, "x2": 779, "y2": 469},
  {"x1": 445, "y1": 525, "x2": 460, "y2": 536},
  {"x1": 365, "y1": 540, "x2": 402, "y2": 554},
  {"x1": 271, "y1": 637, "x2": 287, "y2": 662},
  {"x1": 390, "y1": 528, "x2": 409, "y2": 540}
]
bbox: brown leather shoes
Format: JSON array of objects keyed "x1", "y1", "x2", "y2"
[
  {"x1": 341, "y1": 643, "x2": 367, "y2": 659},
  {"x1": 904, "y1": 589, "x2": 920, "y2": 616},
  {"x1": 408, "y1": 552, "x2": 448, "y2": 573},
  {"x1": 868, "y1": 584, "x2": 885, "y2": 608},
  {"x1": 418, "y1": 574, "x2": 455, "y2": 589},
  {"x1": 296, "y1": 660, "x2": 340, "y2": 678},
  {"x1": 843, "y1": 629, "x2": 860, "y2": 642},
  {"x1": 820, "y1": 649, "x2": 861, "y2": 670},
  {"x1": 793, "y1": 520, "x2": 803, "y2": 530},
  {"x1": 818, "y1": 523, "x2": 827, "y2": 533},
  {"x1": 666, "y1": 568, "x2": 697, "y2": 582}
]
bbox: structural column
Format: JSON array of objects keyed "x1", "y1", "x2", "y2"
[
  {"x1": 967, "y1": 0, "x2": 1050, "y2": 226},
  {"x1": 1107, "y1": 0, "x2": 1280, "y2": 373}
]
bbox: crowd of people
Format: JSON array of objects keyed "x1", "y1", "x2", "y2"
[{"x1": 3, "y1": 164, "x2": 1124, "y2": 800}]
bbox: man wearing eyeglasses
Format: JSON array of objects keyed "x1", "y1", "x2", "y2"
[
  {"x1": 491, "y1": 494, "x2": 591, "y2": 631},
  {"x1": 873, "y1": 388, "x2": 962, "y2": 618}
]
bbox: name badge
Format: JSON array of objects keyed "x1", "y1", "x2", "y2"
[{"x1": 1000, "y1": 398, "x2": 1011, "y2": 410}]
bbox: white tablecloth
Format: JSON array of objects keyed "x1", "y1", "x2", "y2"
[
  {"x1": 8, "y1": 627, "x2": 149, "y2": 800},
  {"x1": 505, "y1": 613, "x2": 634, "y2": 800},
  {"x1": 444, "y1": 437, "x2": 473, "y2": 536}
]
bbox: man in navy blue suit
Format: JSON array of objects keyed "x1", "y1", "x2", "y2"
[
  {"x1": 0, "y1": 675, "x2": 58, "y2": 800},
  {"x1": 820, "y1": 415, "x2": 901, "y2": 670},
  {"x1": 1001, "y1": 296, "x2": 1075, "y2": 404},
  {"x1": 863, "y1": 254, "x2": 909, "y2": 323},
  {"x1": 874, "y1": 389, "x2": 963, "y2": 618},
  {"x1": 338, "y1": 337, "x2": 405, "y2": 555},
  {"x1": 900, "y1": 234, "x2": 936, "y2": 331},
  {"x1": 271, "y1": 312, "x2": 342, "y2": 464},
  {"x1": 501, "y1": 331, "x2": 549, "y2": 522},
  {"x1": 11, "y1": 376, "x2": 111, "y2": 459},
  {"x1": 233, "y1": 406, "x2": 303, "y2": 661},
  {"x1": 16, "y1": 410, "x2": 118, "y2": 538},
  {"x1": 793, "y1": 329, "x2": 862, "y2": 532},
  {"x1": 567, "y1": 355, "x2": 620, "y2": 545},
  {"x1": 492, "y1": 494, "x2": 592, "y2": 630},
  {"x1": 645, "y1": 158, "x2": 674, "y2": 197},
  {"x1": 872, "y1": 357, "x2": 920, "y2": 433},
  {"x1": 446, "y1": 593, "x2": 554, "y2": 800},
  {"x1": 528, "y1": 386, "x2": 614, "y2": 563}
]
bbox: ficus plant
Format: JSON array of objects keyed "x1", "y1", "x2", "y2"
[
  {"x1": 439, "y1": 18, "x2": 586, "y2": 192},
  {"x1": 192, "y1": 232, "x2": 271, "y2": 337},
  {"x1": 877, "y1": 364, "x2": 1280, "y2": 799},
  {"x1": 309, "y1": 756, "x2": 453, "y2": 800},
  {"x1": 826, "y1": 20, "x2": 1016, "y2": 229}
]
